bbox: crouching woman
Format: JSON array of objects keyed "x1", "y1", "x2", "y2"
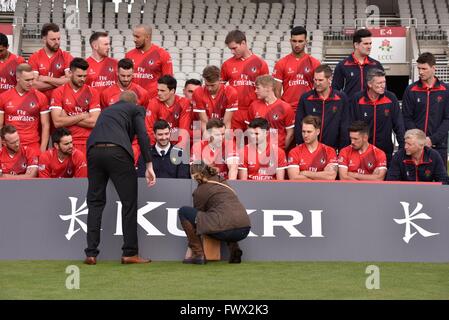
[{"x1": 178, "y1": 162, "x2": 251, "y2": 264}]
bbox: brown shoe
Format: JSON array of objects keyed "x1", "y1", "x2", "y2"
[
  {"x1": 121, "y1": 255, "x2": 151, "y2": 264},
  {"x1": 84, "y1": 256, "x2": 97, "y2": 265}
]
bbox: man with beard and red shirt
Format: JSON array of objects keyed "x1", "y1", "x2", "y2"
[
  {"x1": 273, "y1": 26, "x2": 320, "y2": 113},
  {"x1": 0, "y1": 33, "x2": 25, "y2": 94},
  {"x1": 145, "y1": 75, "x2": 191, "y2": 148},
  {"x1": 338, "y1": 121, "x2": 387, "y2": 181},
  {"x1": 0, "y1": 125, "x2": 38, "y2": 179},
  {"x1": 0, "y1": 64, "x2": 50, "y2": 155},
  {"x1": 238, "y1": 118, "x2": 287, "y2": 181},
  {"x1": 28, "y1": 23, "x2": 73, "y2": 101},
  {"x1": 287, "y1": 115, "x2": 338, "y2": 180},
  {"x1": 100, "y1": 58, "x2": 149, "y2": 109},
  {"x1": 125, "y1": 24, "x2": 173, "y2": 99},
  {"x1": 191, "y1": 118, "x2": 239, "y2": 180},
  {"x1": 247, "y1": 75, "x2": 295, "y2": 151},
  {"x1": 192, "y1": 65, "x2": 238, "y2": 132},
  {"x1": 85, "y1": 31, "x2": 117, "y2": 93},
  {"x1": 38, "y1": 127, "x2": 87, "y2": 178},
  {"x1": 101, "y1": 58, "x2": 150, "y2": 163},
  {"x1": 50, "y1": 58, "x2": 101, "y2": 156},
  {"x1": 221, "y1": 30, "x2": 269, "y2": 131}
]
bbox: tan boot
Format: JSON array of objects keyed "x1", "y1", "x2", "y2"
[{"x1": 180, "y1": 219, "x2": 206, "y2": 264}]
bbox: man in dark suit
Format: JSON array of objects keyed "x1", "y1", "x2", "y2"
[
  {"x1": 136, "y1": 119, "x2": 190, "y2": 179},
  {"x1": 84, "y1": 91, "x2": 156, "y2": 265}
]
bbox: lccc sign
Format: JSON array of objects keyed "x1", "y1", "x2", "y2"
[{"x1": 370, "y1": 27, "x2": 407, "y2": 64}]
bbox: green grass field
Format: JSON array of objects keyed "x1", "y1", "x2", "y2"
[{"x1": 0, "y1": 261, "x2": 448, "y2": 300}]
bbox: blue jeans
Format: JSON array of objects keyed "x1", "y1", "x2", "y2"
[{"x1": 178, "y1": 206, "x2": 250, "y2": 242}]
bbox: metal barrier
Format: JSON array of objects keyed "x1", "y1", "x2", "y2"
[
  {"x1": 415, "y1": 29, "x2": 449, "y2": 41},
  {"x1": 20, "y1": 22, "x2": 46, "y2": 39},
  {"x1": 355, "y1": 17, "x2": 417, "y2": 29},
  {"x1": 0, "y1": 0, "x2": 16, "y2": 12}
]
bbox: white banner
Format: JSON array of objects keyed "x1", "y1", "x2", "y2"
[{"x1": 370, "y1": 27, "x2": 407, "y2": 64}]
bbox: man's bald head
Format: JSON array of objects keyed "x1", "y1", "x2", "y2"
[{"x1": 119, "y1": 91, "x2": 138, "y2": 104}]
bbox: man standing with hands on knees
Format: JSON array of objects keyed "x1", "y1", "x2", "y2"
[{"x1": 84, "y1": 91, "x2": 156, "y2": 265}]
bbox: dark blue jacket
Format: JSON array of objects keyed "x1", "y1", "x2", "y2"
[
  {"x1": 136, "y1": 144, "x2": 190, "y2": 179},
  {"x1": 295, "y1": 88, "x2": 350, "y2": 149},
  {"x1": 332, "y1": 53, "x2": 384, "y2": 99},
  {"x1": 402, "y1": 78, "x2": 449, "y2": 151},
  {"x1": 350, "y1": 90, "x2": 405, "y2": 159},
  {"x1": 386, "y1": 147, "x2": 448, "y2": 183}
]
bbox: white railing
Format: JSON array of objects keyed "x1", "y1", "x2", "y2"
[{"x1": 354, "y1": 17, "x2": 418, "y2": 29}]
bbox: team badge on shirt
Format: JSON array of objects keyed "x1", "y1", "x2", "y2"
[
  {"x1": 424, "y1": 169, "x2": 432, "y2": 177},
  {"x1": 417, "y1": 98, "x2": 421, "y2": 103},
  {"x1": 148, "y1": 60, "x2": 154, "y2": 65},
  {"x1": 67, "y1": 168, "x2": 73, "y2": 176},
  {"x1": 384, "y1": 109, "x2": 390, "y2": 117},
  {"x1": 368, "y1": 162, "x2": 373, "y2": 168},
  {"x1": 251, "y1": 67, "x2": 257, "y2": 73},
  {"x1": 56, "y1": 63, "x2": 62, "y2": 69},
  {"x1": 30, "y1": 101, "x2": 35, "y2": 108},
  {"x1": 320, "y1": 158, "x2": 326, "y2": 164},
  {"x1": 437, "y1": 96, "x2": 443, "y2": 103},
  {"x1": 332, "y1": 105, "x2": 338, "y2": 113},
  {"x1": 174, "y1": 112, "x2": 179, "y2": 119},
  {"x1": 9, "y1": 70, "x2": 14, "y2": 76},
  {"x1": 304, "y1": 67, "x2": 310, "y2": 73},
  {"x1": 272, "y1": 114, "x2": 279, "y2": 120},
  {"x1": 108, "y1": 67, "x2": 114, "y2": 73}
]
